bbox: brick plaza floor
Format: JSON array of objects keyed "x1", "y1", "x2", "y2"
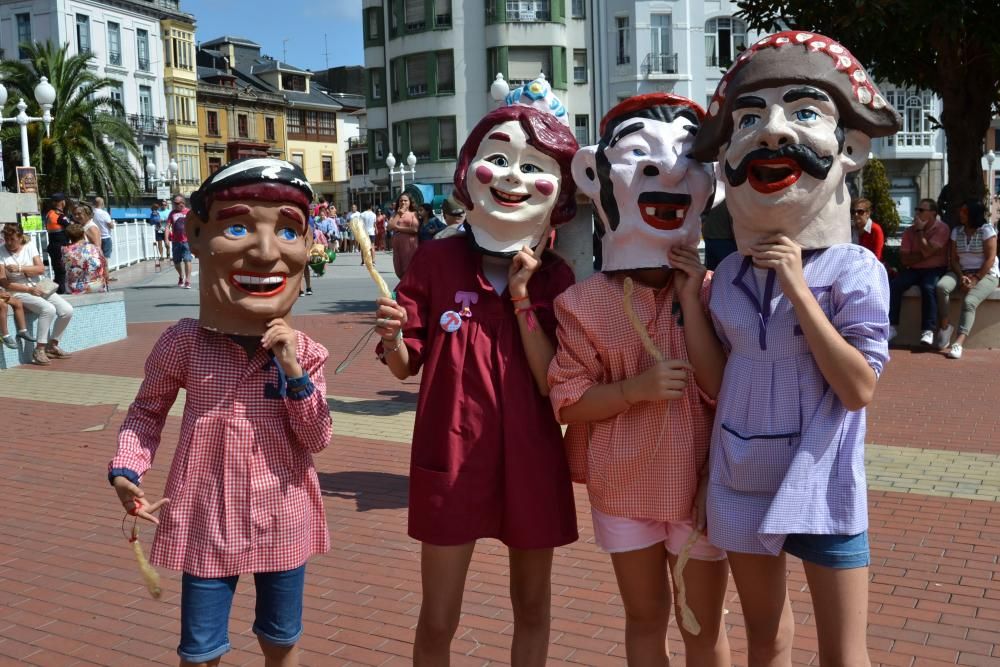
[{"x1": 1, "y1": 314, "x2": 998, "y2": 666}]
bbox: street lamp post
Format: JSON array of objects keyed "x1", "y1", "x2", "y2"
[
  {"x1": 0, "y1": 76, "x2": 56, "y2": 190},
  {"x1": 145, "y1": 157, "x2": 156, "y2": 194},
  {"x1": 385, "y1": 151, "x2": 417, "y2": 196},
  {"x1": 167, "y1": 156, "x2": 179, "y2": 194}
]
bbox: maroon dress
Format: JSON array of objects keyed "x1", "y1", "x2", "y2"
[{"x1": 385, "y1": 237, "x2": 578, "y2": 549}]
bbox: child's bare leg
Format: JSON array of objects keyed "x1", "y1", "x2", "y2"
[
  {"x1": 180, "y1": 659, "x2": 221, "y2": 667},
  {"x1": 727, "y1": 551, "x2": 794, "y2": 667},
  {"x1": 803, "y1": 562, "x2": 871, "y2": 666},
  {"x1": 10, "y1": 298, "x2": 28, "y2": 333},
  {"x1": 0, "y1": 301, "x2": 9, "y2": 336},
  {"x1": 414, "y1": 541, "x2": 476, "y2": 666},
  {"x1": 508, "y1": 547, "x2": 554, "y2": 667},
  {"x1": 611, "y1": 543, "x2": 671, "y2": 666},
  {"x1": 259, "y1": 638, "x2": 298, "y2": 667},
  {"x1": 667, "y1": 553, "x2": 731, "y2": 667}
]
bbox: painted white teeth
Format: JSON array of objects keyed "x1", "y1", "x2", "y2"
[
  {"x1": 234, "y1": 274, "x2": 283, "y2": 286},
  {"x1": 646, "y1": 207, "x2": 657, "y2": 215}
]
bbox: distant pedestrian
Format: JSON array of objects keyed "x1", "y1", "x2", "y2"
[
  {"x1": 360, "y1": 203, "x2": 377, "y2": 264},
  {"x1": 93, "y1": 196, "x2": 115, "y2": 263},
  {"x1": 148, "y1": 201, "x2": 167, "y2": 260},
  {"x1": 166, "y1": 195, "x2": 192, "y2": 289},
  {"x1": 388, "y1": 193, "x2": 419, "y2": 279},
  {"x1": 44, "y1": 193, "x2": 71, "y2": 293}
]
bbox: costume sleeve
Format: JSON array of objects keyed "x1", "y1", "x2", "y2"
[
  {"x1": 109, "y1": 324, "x2": 187, "y2": 483},
  {"x1": 831, "y1": 249, "x2": 890, "y2": 378},
  {"x1": 708, "y1": 276, "x2": 733, "y2": 356},
  {"x1": 378, "y1": 247, "x2": 430, "y2": 374},
  {"x1": 534, "y1": 254, "x2": 575, "y2": 342},
  {"x1": 284, "y1": 337, "x2": 332, "y2": 454},
  {"x1": 548, "y1": 289, "x2": 604, "y2": 423}
]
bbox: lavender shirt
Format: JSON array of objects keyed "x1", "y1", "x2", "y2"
[{"x1": 707, "y1": 244, "x2": 889, "y2": 555}]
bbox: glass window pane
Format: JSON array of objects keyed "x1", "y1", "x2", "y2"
[{"x1": 439, "y1": 118, "x2": 456, "y2": 158}]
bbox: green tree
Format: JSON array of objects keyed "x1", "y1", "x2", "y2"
[
  {"x1": 736, "y1": 0, "x2": 1000, "y2": 208},
  {"x1": 0, "y1": 41, "x2": 140, "y2": 201},
  {"x1": 862, "y1": 156, "x2": 900, "y2": 235}
]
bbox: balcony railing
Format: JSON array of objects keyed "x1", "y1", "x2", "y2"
[
  {"x1": 348, "y1": 136, "x2": 368, "y2": 150},
  {"x1": 128, "y1": 114, "x2": 166, "y2": 135},
  {"x1": 507, "y1": 9, "x2": 551, "y2": 22},
  {"x1": 407, "y1": 83, "x2": 428, "y2": 96},
  {"x1": 435, "y1": 12, "x2": 451, "y2": 27},
  {"x1": 885, "y1": 132, "x2": 937, "y2": 148},
  {"x1": 138, "y1": 57, "x2": 150, "y2": 71},
  {"x1": 642, "y1": 52, "x2": 678, "y2": 75},
  {"x1": 108, "y1": 51, "x2": 122, "y2": 66}
]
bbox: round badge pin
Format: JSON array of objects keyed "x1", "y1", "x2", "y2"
[{"x1": 439, "y1": 310, "x2": 463, "y2": 333}]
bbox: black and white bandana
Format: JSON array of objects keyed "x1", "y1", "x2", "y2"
[{"x1": 190, "y1": 157, "x2": 314, "y2": 219}]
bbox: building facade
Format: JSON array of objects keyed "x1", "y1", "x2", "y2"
[
  {"x1": 0, "y1": 0, "x2": 191, "y2": 198},
  {"x1": 161, "y1": 14, "x2": 199, "y2": 193},
  {"x1": 362, "y1": 0, "x2": 590, "y2": 200}
]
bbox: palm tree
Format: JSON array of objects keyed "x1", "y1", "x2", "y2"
[{"x1": 0, "y1": 41, "x2": 141, "y2": 201}]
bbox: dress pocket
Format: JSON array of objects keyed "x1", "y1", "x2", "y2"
[{"x1": 717, "y1": 423, "x2": 799, "y2": 494}]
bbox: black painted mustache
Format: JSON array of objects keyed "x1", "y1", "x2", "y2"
[{"x1": 725, "y1": 145, "x2": 834, "y2": 187}]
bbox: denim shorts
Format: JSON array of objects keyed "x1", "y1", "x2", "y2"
[
  {"x1": 172, "y1": 241, "x2": 192, "y2": 264},
  {"x1": 783, "y1": 531, "x2": 870, "y2": 569},
  {"x1": 177, "y1": 565, "x2": 306, "y2": 663}
]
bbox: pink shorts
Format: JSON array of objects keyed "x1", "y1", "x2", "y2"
[{"x1": 591, "y1": 507, "x2": 726, "y2": 560}]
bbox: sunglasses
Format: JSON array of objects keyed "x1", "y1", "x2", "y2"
[
  {"x1": 915, "y1": 207, "x2": 932, "y2": 212},
  {"x1": 851, "y1": 209, "x2": 870, "y2": 215}
]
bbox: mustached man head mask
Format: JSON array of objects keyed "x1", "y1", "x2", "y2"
[
  {"x1": 691, "y1": 31, "x2": 901, "y2": 253},
  {"x1": 452, "y1": 75, "x2": 579, "y2": 257},
  {"x1": 188, "y1": 157, "x2": 314, "y2": 335},
  {"x1": 572, "y1": 93, "x2": 715, "y2": 271}
]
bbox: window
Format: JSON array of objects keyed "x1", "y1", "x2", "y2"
[
  {"x1": 435, "y1": 0, "x2": 452, "y2": 27},
  {"x1": 107, "y1": 22, "x2": 122, "y2": 66},
  {"x1": 291, "y1": 153, "x2": 304, "y2": 168},
  {"x1": 439, "y1": 117, "x2": 456, "y2": 158},
  {"x1": 508, "y1": 47, "x2": 550, "y2": 87},
  {"x1": 281, "y1": 74, "x2": 307, "y2": 92},
  {"x1": 237, "y1": 114, "x2": 249, "y2": 138},
  {"x1": 574, "y1": 114, "x2": 589, "y2": 145},
  {"x1": 705, "y1": 17, "x2": 747, "y2": 68},
  {"x1": 206, "y1": 110, "x2": 220, "y2": 136},
  {"x1": 75, "y1": 15, "x2": 91, "y2": 54},
  {"x1": 405, "y1": 0, "x2": 426, "y2": 31},
  {"x1": 368, "y1": 8, "x2": 381, "y2": 39},
  {"x1": 209, "y1": 156, "x2": 223, "y2": 174},
  {"x1": 409, "y1": 119, "x2": 432, "y2": 160},
  {"x1": 370, "y1": 69, "x2": 384, "y2": 101},
  {"x1": 616, "y1": 16, "x2": 630, "y2": 65},
  {"x1": 137, "y1": 29, "x2": 150, "y2": 71},
  {"x1": 16, "y1": 14, "x2": 31, "y2": 59},
  {"x1": 406, "y1": 55, "x2": 428, "y2": 97},
  {"x1": 287, "y1": 110, "x2": 336, "y2": 139},
  {"x1": 287, "y1": 111, "x2": 301, "y2": 135},
  {"x1": 437, "y1": 51, "x2": 454, "y2": 94},
  {"x1": 647, "y1": 14, "x2": 676, "y2": 74},
  {"x1": 265, "y1": 117, "x2": 276, "y2": 141},
  {"x1": 138, "y1": 85, "x2": 153, "y2": 119},
  {"x1": 883, "y1": 89, "x2": 936, "y2": 147},
  {"x1": 108, "y1": 81, "x2": 124, "y2": 108},
  {"x1": 351, "y1": 153, "x2": 367, "y2": 177},
  {"x1": 171, "y1": 32, "x2": 193, "y2": 70},
  {"x1": 573, "y1": 50, "x2": 587, "y2": 83},
  {"x1": 571, "y1": 0, "x2": 585, "y2": 18},
  {"x1": 507, "y1": 0, "x2": 551, "y2": 22},
  {"x1": 321, "y1": 156, "x2": 333, "y2": 181}
]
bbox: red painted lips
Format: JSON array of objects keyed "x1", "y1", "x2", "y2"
[{"x1": 747, "y1": 158, "x2": 802, "y2": 194}]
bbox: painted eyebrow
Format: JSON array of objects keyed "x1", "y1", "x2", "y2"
[
  {"x1": 216, "y1": 204, "x2": 252, "y2": 221},
  {"x1": 783, "y1": 87, "x2": 830, "y2": 103},
  {"x1": 279, "y1": 206, "x2": 306, "y2": 228},
  {"x1": 734, "y1": 95, "x2": 767, "y2": 110},
  {"x1": 608, "y1": 121, "x2": 645, "y2": 147},
  {"x1": 487, "y1": 132, "x2": 511, "y2": 142}
]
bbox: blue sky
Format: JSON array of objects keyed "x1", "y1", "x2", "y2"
[{"x1": 183, "y1": 0, "x2": 364, "y2": 71}]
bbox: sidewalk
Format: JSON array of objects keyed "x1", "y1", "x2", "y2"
[{"x1": 1, "y1": 316, "x2": 998, "y2": 666}]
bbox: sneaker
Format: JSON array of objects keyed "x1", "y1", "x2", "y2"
[
  {"x1": 17, "y1": 329, "x2": 36, "y2": 342},
  {"x1": 919, "y1": 329, "x2": 934, "y2": 346},
  {"x1": 299, "y1": 290, "x2": 304, "y2": 297},
  {"x1": 31, "y1": 348, "x2": 50, "y2": 365},
  {"x1": 888, "y1": 325, "x2": 898, "y2": 341},
  {"x1": 45, "y1": 344, "x2": 72, "y2": 359},
  {"x1": 935, "y1": 324, "x2": 954, "y2": 350},
  {"x1": 2, "y1": 334, "x2": 15, "y2": 349},
  {"x1": 177, "y1": 277, "x2": 184, "y2": 286},
  {"x1": 305, "y1": 288, "x2": 313, "y2": 296},
  {"x1": 183, "y1": 281, "x2": 191, "y2": 289},
  {"x1": 946, "y1": 343, "x2": 963, "y2": 359}
]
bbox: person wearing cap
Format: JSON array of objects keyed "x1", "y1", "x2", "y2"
[
  {"x1": 690, "y1": 31, "x2": 900, "y2": 666},
  {"x1": 108, "y1": 157, "x2": 331, "y2": 667},
  {"x1": 44, "y1": 193, "x2": 72, "y2": 293}
]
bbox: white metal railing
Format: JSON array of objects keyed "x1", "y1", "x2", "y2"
[{"x1": 25, "y1": 220, "x2": 159, "y2": 279}]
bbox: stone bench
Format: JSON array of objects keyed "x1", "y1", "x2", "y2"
[
  {"x1": 895, "y1": 285, "x2": 1000, "y2": 349},
  {"x1": 1, "y1": 291, "x2": 127, "y2": 369}
]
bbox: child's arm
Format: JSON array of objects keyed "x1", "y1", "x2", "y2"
[
  {"x1": 669, "y1": 246, "x2": 725, "y2": 399},
  {"x1": 751, "y1": 235, "x2": 882, "y2": 410},
  {"x1": 375, "y1": 255, "x2": 430, "y2": 380},
  {"x1": 509, "y1": 245, "x2": 556, "y2": 395}
]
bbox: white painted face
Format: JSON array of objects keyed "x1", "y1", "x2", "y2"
[
  {"x1": 720, "y1": 83, "x2": 871, "y2": 252},
  {"x1": 573, "y1": 114, "x2": 714, "y2": 271},
  {"x1": 464, "y1": 120, "x2": 562, "y2": 254}
]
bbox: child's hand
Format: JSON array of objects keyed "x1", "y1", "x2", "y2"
[
  {"x1": 112, "y1": 476, "x2": 169, "y2": 525},
  {"x1": 750, "y1": 234, "x2": 806, "y2": 295},
  {"x1": 508, "y1": 242, "x2": 544, "y2": 301},
  {"x1": 668, "y1": 245, "x2": 706, "y2": 305},
  {"x1": 622, "y1": 359, "x2": 692, "y2": 403},
  {"x1": 375, "y1": 296, "x2": 406, "y2": 341},
  {"x1": 262, "y1": 318, "x2": 302, "y2": 378}
]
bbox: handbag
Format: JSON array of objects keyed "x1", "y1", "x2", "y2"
[{"x1": 34, "y1": 276, "x2": 59, "y2": 298}]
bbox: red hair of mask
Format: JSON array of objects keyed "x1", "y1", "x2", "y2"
[
  {"x1": 453, "y1": 105, "x2": 579, "y2": 226},
  {"x1": 202, "y1": 182, "x2": 311, "y2": 231}
]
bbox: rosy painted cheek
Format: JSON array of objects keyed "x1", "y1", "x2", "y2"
[
  {"x1": 535, "y1": 179, "x2": 555, "y2": 197},
  {"x1": 475, "y1": 166, "x2": 493, "y2": 184}
]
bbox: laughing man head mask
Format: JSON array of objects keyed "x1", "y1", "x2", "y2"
[
  {"x1": 453, "y1": 104, "x2": 578, "y2": 256},
  {"x1": 188, "y1": 157, "x2": 314, "y2": 335},
  {"x1": 572, "y1": 93, "x2": 715, "y2": 271},
  {"x1": 691, "y1": 31, "x2": 901, "y2": 253}
]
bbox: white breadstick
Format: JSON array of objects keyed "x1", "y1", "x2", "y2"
[
  {"x1": 622, "y1": 277, "x2": 664, "y2": 362},
  {"x1": 349, "y1": 217, "x2": 391, "y2": 298}
]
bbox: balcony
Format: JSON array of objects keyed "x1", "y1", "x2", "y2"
[
  {"x1": 642, "y1": 52, "x2": 678, "y2": 75},
  {"x1": 108, "y1": 51, "x2": 122, "y2": 66},
  {"x1": 348, "y1": 136, "x2": 368, "y2": 151},
  {"x1": 508, "y1": 9, "x2": 551, "y2": 22},
  {"x1": 128, "y1": 114, "x2": 166, "y2": 135},
  {"x1": 138, "y1": 57, "x2": 150, "y2": 72}
]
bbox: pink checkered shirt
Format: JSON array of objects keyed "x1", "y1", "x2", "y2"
[{"x1": 110, "y1": 318, "x2": 332, "y2": 578}]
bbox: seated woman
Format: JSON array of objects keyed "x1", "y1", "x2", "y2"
[
  {"x1": 62, "y1": 223, "x2": 108, "y2": 295},
  {"x1": 935, "y1": 199, "x2": 999, "y2": 359}
]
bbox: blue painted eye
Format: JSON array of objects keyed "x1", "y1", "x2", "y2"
[
  {"x1": 738, "y1": 114, "x2": 759, "y2": 129},
  {"x1": 487, "y1": 154, "x2": 509, "y2": 168},
  {"x1": 521, "y1": 163, "x2": 543, "y2": 173},
  {"x1": 278, "y1": 227, "x2": 299, "y2": 241},
  {"x1": 631, "y1": 148, "x2": 647, "y2": 157},
  {"x1": 225, "y1": 224, "x2": 248, "y2": 238},
  {"x1": 795, "y1": 109, "x2": 819, "y2": 121}
]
